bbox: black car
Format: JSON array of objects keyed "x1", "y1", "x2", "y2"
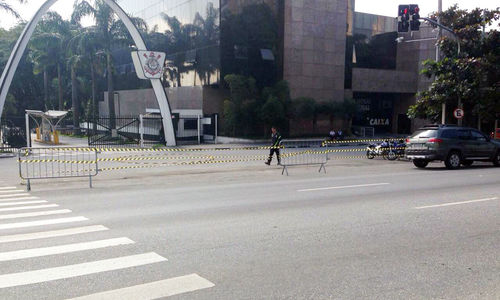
[{"x1": 405, "y1": 125, "x2": 500, "y2": 169}]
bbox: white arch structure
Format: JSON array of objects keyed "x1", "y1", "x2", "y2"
[{"x1": 0, "y1": 0, "x2": 176, "y2": 146}]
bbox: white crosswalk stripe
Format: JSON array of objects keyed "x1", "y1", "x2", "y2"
[
  {"x1": 0, "y1": 187, "x2": 17, "y2": 190},
  {"x1": 0, "y1": 190, "x2": 24, "y2": 193},
  {"x1": 0, "y1": 185, "x2": 214, "y2": 298},
  {"x1": 0, "y1": 200, "x2": 48, "y2": 206},
  {"x1": 0, "y1": 193, "x2": 30, "y2": 198},
  {"x1": 0, "y1": 216, "x2": 88, "y2": 230},
  {"x1": 0, "y1": 196, "x2": 39, "y2": 202},
  {"x1": 0, "y1": 252, "x2": 167, "y2": 289},
  {"x1": 0, "y1": 225, "x2": 108, "y2": 243},
  {"x1": 68, "y1": 274, "x2": 215, "y2": 300},
  {"x1": 0, "y1": 237, "x2": 135, "y2": 262},
  {"x1": 0, "y1": 204, "x2": 59, "y2": 212},
  {"x1": 0, "y1": 209, "x2": 72, "y2": 220}
]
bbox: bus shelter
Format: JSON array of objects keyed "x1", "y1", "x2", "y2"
[{"x1": 26, "y1": 110, "x2": 69, "y2": 145}]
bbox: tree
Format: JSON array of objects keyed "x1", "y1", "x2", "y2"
[
  {"x1": 0, "y1": 0, "x2": 25, "y2": 19},
  {"x1": 161, "y1": 14, "x2": 197, "y2": 87},
  {"x1": 67, "y1": 26, "x2": 103, "y2": 120},
  {"x1": 30, "y1": 12, "x2": 71, "y2": 110},
  {"x1": 72, "y1": 0, "x2": 147, "y2": 125},
  {"x1": 30, "y1": 12, "x2": 69, "y2": 110},
  {"x1": 0, "y1": 24, "x2": 44, "y2": 116},
  {"x1": 223, "y1": 74, "x2": 258, "y2": 136},
  {"x1": 260, "y1": 95, "x2": 286, "y2": 132},
  {"x1": 408, "y1": 6, "x2": 500, "y2": 127},
  {"x1": 192, "y1": 3, "x2": 219, "y2": 85},
  {"x1": 339, "y1": 98, "x2": 359, "y2": 133}
]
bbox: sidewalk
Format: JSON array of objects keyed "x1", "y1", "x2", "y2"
[{"x1": 30, "y1": 133, "x2": 88, "y2": 148}]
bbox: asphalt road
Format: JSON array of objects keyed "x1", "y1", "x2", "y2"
[{"x1": 0, "y1": 154, "x2": 499, "y2": 299}]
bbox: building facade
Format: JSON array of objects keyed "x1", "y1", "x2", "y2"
[{"x1": 106, "y1": 0, "x2": 436, "y2": 135}]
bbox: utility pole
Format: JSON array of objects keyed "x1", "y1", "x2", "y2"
[{"x1": 438, "y1": 0, "x2": 445, "y2": 125}]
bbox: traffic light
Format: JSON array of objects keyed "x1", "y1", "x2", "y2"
[
  {"x1": 398, "y1": 5, "x2": 410, "y2": 32},
  {"x1": 409, "y1": 4, "x2": 421, "y2": 31}
]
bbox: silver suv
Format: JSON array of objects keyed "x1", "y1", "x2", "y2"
[{"x1": 405, "y1": 125, "x2": 500, "y2": 169}]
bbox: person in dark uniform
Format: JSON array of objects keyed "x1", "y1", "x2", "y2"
[{"x1": 265, "y1": 126, "x2": 282, "y2": 165}]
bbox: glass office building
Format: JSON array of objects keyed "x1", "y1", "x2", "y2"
[{"x1": 118, "y1": 0, "x2": 221, "y2": 87}]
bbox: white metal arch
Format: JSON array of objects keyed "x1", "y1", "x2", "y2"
[{"x1": 0, "y1": 0, "x2": 176, "y2": 146}]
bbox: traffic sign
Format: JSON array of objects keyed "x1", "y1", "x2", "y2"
[{"x1": 453, "y1": 108, "x2": 464, "y2": 119}]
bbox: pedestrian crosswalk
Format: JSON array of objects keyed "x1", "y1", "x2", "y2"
[{"x1": 0, "y1": 183, "x2": 215, "y2": 299}]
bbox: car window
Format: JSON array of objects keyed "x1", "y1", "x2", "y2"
[
  {"x1": 471, "y1": 130, "x2": 487, "y2": 141},
  {"x1": 411, "y1": 129, "x2": 438, "y2": 138},
  {"x1": 457, "y1": 130, "x2": 471, "y2": 140},
  {"x1": 440, "y1": 129, "x2": 458, "y2": 139}
]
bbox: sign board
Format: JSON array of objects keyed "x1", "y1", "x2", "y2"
[
  {"x1": 453, "y1": 108, "x2": 464, "y2": 119},
  {"x1": 131, "y1": 51, "x2": 166, "y2": 79}
]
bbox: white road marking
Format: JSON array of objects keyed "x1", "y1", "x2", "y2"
[
  {"x1": 0, "y1": 216, "x2": 88, "y2": 230},
  {"x1": 0, "y1": 193, "x2": 30, "y2": 198},
  {"x1": 0, "y1": 252, "x2": 167, "y2": 289},
  {"x1": 0, "y1": 204, "x2": 58, "y2": 212},
  {"x1": 0, "y1": 200, "x2": 48, "y2": 207},
  {"x1": 0, "y1": 187, "x2": 17, "y2": 190},
  {"x1": 0, "y1": 237, "x2": 134, "y2": 262},
  {"x1": 415, "y1": 197, "x2": 499, "y2": 209},
  {"x1": 0, "y1": 225, "x2": 108, "y2": 244},
  {"x1": 69, "y1": 273, "x2": 215, "y2": 300},
  {"x1": 298, "y1": 182, "x2": 390, "y2": 192},
  {"x1": 0, "y1": 190, "x2": 24, "y2": 193},
  {"x1": 0, "y1": 196, "x2": 39, "y2": 202},
  {"x1": 0, "y1": 209, "x2": 71, "y2": 220}
]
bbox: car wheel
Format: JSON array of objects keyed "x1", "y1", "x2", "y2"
[
  {"x1": 493, "y1": 151, "x2": 500, "y2": 167},
  {"x1": 367, "y1": 150, "x2": 375, "y2": 159},
  {"x1": 445, "y1": 151, "x2": 462, "y2": 169},
  {"x1": 413, "y1": 159, "x2": 428, "y2": 168},
  {"x1": 462, "y1": 160, "x2": 473, "y2": 167}
]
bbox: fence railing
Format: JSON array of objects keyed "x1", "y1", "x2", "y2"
[
  {"x1": 87, "y1": 114, "x2": 218, "y2": 147},
  {"x1": 280, "y1": 139, "x2": 327, "y2": 175},
  {"x1": 18, "y1": 147, "x2": 98, "y2": 191}
]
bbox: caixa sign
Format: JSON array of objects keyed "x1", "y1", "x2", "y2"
[{"x1": 367, "y1": 118, "x2": 390, "y2": 126}]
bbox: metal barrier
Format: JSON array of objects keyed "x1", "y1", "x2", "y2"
[
  {"x1": 280, "y1": 139, "x2": 327, "y2": 175},
  {"x1": 18, "y1": 147, "x2": 98, "y2": 191}
]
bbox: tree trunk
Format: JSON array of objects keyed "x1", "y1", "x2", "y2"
[
  {"x1": 57, "y1": 63, "x2": 63, "y2": 110},
  {"x1": 71, "y1": 66, "x2": 80, "y2": 135},
  {"x1": 107, "y1": 52, "x2": 116, "y2": 129},
  {"x1": 90, "y1": 61, "x2": 97, "y2": 132},
  {"x1": 43, "y1": 67, "x2": 49, "y2": 110}
]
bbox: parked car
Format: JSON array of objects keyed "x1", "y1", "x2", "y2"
[{"x1": 405, "y1": 124, "x2": 500, "y2": 169}]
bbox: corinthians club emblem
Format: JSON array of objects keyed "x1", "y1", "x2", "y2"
[{"x1": 143, "y1": 52, "x2": 163, "y2": 76}]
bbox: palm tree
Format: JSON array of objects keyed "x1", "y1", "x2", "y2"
[
  {"x1": 193, "y1": 3, "x2": 219, "y2": 85},
  {"x1": 67, "y1": 53, "x2": 82, "y2": 134},
  {"x1": 29, "y1": 12, "x2": 70, "y2": 110},
  {"x1": 0, "y1": 0, "x2": 26, "y2": 19},
  {"x1": 161, "y1": 14, "x2": 197, "y2": 87},
  {"x1": 67, "y1": 26, "x2": 102, "y2": 120},
  {"x1": 72, "y1": 0, "x2": 147, "y2": 127}
]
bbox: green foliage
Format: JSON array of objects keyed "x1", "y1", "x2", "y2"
[
  {"x1": 222, "y1": 74, "x2": 291, "y2": 137},
  {"x1": 410, "y1": 6, "x2": 500, "y2": 124},
  {"x1": 292, "y1": 97, "x2": 316, "y2": 119},
  {"x1": 260, "y1": 95, "x2": 286, "y2": 130},
  {"x1": 223, "y1": 99, "x2": 237, "y2": 136},
  {"x1": 0, "y1": 0, "x2": 25, "y2": 19}
]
